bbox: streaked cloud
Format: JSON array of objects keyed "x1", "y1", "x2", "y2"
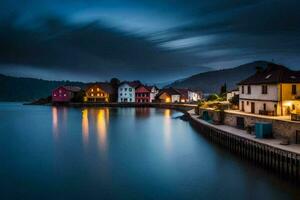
[{"x1": 0, "y1": 0, "x2": 299, "y2": 82}]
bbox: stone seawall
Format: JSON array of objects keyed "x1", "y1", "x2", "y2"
[
  {"x1": 187, "y1": 112, "x2": 300, "y2": 181},
  {"x1": 197, "y1": 107, "x2": 300, "y2": 143}
]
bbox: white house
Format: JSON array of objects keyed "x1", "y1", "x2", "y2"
[
  {"x1": 226, "y1": 89, "x2": 239, "y2": 101},
  {"x1": 118, "y1": 81, "x2": 141, "y2": 103},
  {"x1": 149, "y1": 86, "x2": 159, "y2": 102},
  {"x1": 238, "y1": 64, "x2": 300, "y2": 116},
  {"x1": 188, "y1": 90, "x2": 203, "y2": 102},
  {"x1": 175, "y1": 89, "x2": 202, "y2": 103}
]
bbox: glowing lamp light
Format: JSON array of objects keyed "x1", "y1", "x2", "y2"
[
  {"x1": 283, "y1": 101, "x2": 292, "y2": 107},
  {"x1": 166, "y1": 97, "x2": 171, "y2": 103}
]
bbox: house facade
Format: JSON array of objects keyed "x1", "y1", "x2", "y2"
[
  {"x1": 157, "y1": 88, "x2": 181, "y2": 103},
  {"x1": 118, "y1": 81, "x2": 141, "y2": 102},
  {"x1": 52, "y1": 86, "x2": 81, "y2": 102},
  {"x1": 238, "y1": 64, "x2": 300, "y2": 116},
  {"x1": 135, "y1": 85, "x2": 151, "y2": 103},
  {"x1": 84, "y1": 83, "x2": 114, "y2": 102},
  {"x1": 226, "y1": 89, "x2": 239, "y2": 101},
  {"x1": 149, "y1": 86, "x2": 159, "y2": 102}
]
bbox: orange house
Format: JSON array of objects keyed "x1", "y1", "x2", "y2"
[{"x1": 84, "y1": 83, "x2": 114, "y2": 102}]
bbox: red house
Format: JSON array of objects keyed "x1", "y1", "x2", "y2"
[
  {"x1": 135, "y1": 85, "x2": 151, "y2": 103},
  {"x1": 52, "y1": 86, "x2": 81, "y2": 102}
]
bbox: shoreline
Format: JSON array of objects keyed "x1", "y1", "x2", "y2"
[{"x1": 25, "y1": 102, "x2": 197, "y2": 112}]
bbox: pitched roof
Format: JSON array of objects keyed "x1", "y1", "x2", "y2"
[
  {"x1": 238, "y1": 63, "x2": 300, "y2": 85},
  {"x1": 119, "y1": 81, "x2": 141, "y2": 88},
  {"x1": 174, "y1": 88, "x2": 189, "y2": 99},
  {"x1": 86, "y1": 83, "x2": 114, "y2": 94},
  {"x1": 136, "y1": 85, "x2": 151, "y2": 92},
  {"x1": 158, "y1": 88, "x2": 181, "y2": 97},
  {"x1": 56, "y1": 86, "x2": 81, "y2": 92}
]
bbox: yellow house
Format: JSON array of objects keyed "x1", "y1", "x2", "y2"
[
  {"x1": 84, "y1": 83, "x2": 114, "y2": 102},
  {"x1": 238, "y1": 64, "x2": 300, "y2": 116}
]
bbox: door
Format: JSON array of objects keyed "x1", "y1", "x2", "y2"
[{"x1": 251, "y1": 102, "x2": 255, "y2": 113}]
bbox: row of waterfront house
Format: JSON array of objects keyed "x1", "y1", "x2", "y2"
[{"x1": 52, "y1": 81, "x2": 202, "y2": 104}]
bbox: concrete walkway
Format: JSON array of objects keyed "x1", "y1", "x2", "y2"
[{"x1": 188, "y1": 110, "x2": 300, "y2": 155}]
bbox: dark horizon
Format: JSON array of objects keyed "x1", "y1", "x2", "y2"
[{"x1": 1, "y1": 0, "x2": 300, "y2": 82}]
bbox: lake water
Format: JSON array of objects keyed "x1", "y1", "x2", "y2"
[{"x1": 0, "y1": 103, "x2": 299, "y2": 200}]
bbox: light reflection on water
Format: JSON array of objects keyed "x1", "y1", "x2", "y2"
[
  {"x1": 11, "y1": 104, "x2": 298, "y2": 199},
  {"x1": 96, "y1": 108, "x2": 109, "y2": 151},
  {"x1": 164, "y1": 109, "x2": 172, "y2": 152},
  {"x1": 82, "y1": 109, "x2": 89, "y2": 145}
]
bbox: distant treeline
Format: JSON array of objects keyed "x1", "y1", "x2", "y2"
[{"x1": 0, "y1": 74, "x2": 85, "y2": 102}]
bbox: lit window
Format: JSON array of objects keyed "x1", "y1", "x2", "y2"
[
  {"x1": 54, "y1": 94, "x2": 57, "y2": 97},
  {"x1": 91, "y1": 89, "x2": 94, "y2": 92},
  {"x1": 64, "y1": 94, "x2": 66, "y2": 97},
  {"x1": 97, "y1": 88, "x2": 100, "y2": 91},
  {"x1": 91, "y1": 93, "x2": 94, "y2": 96},
  {"x1": 59, "y1": 90, "x2": 62, "y2": 93},
  {"x1": 97, "y1": 93, "x2": 100, "y2": 96}
]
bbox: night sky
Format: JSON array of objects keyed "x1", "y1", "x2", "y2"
[{"x1": 0, "y1": 0, "x2": 300, "y2": 83}]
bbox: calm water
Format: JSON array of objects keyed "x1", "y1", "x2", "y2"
[{"x1": 0, "y1": 103, "x2": 299, "y2": 200}]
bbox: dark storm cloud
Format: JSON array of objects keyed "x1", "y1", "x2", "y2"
[
  {"x1": 0, "y1": 15, "x2": 201, "y2": 81},
  {"x1": 0, "y1": 0, "x2": 300, "y2": 82}
]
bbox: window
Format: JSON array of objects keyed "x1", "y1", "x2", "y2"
[
  {"x1": 91, "y1": 89, "x2": 93, "y2": 92},
  {"x1": 262, "y1": 85, "x2": 268, "y2": 94},
  {"x1": 120, "y1": 88, "x2": 123, "y2": 91},
  {"x1": 292, "y1": 104, "x2": 295, "y2": 110},
  {"x1": 129, "y1": 98, "x2": 132, "y2": 102},
  {"x1": 97, "y1": 93, "x2": 100, "y2": 96},
  {"x1": 241, "y1": 86, "x2": 244, "y2": 94},
  {"x1": 59, "y1": 90, "x2": 62, "y2": 93},
  {"x1": 241, "y1": 101, "x2": 244, "y2": 111},
  {"x1": 247, "y1": 101, "x2": 249, "y2": 105},
  {"x1": 64, "y1": 94, "x2": 66, "y2": 97},
  {"x1": 54, "y1": 94, "x2": 57, "y2": 97},
  {"x1": 125, "y1": 88, "x2": 127, "y2": 91},
  {"x1": 97, "y1": 88, "x2": 100, "y2": 91},
  {"x1": 120, "y1": 93, "x2": 122, "y2": 96},
  {"x1": 247, "y1": 85, "x2": 251, "y2": 94},
  {"x1": 91, "y1": 93, "x2": 94, "y2": 96},
  {"x1": 129, "y1": 88, "x2": 132, "y2": 92},
  {"x1": 292, "y1": 85, "x2": 297, "y2": 95},
  {"x1": 263, "y1": 103, "x2": 266, "y2": 111}
]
